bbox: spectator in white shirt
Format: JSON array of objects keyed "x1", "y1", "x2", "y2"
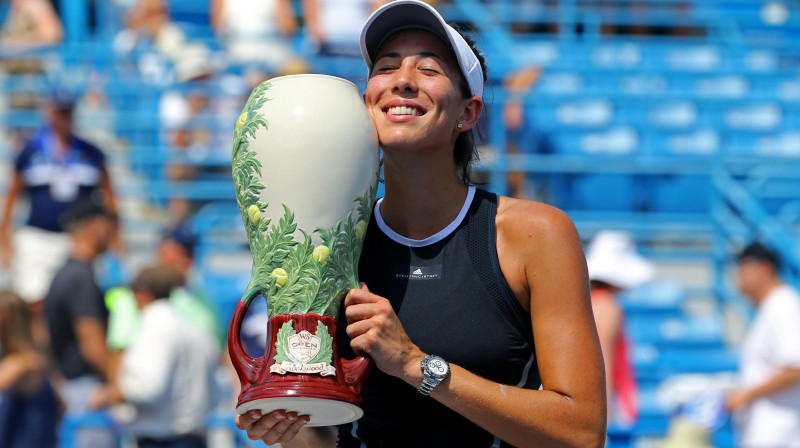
[
  {"x1": 726, "y1": 242, "x2": 800, "y2": 448},
  {"x1": 91, "y1": 265, "x2": 220, "y2": 448}
]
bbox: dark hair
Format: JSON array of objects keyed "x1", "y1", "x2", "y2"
[
  {"x1": 452, "y1": 26, "x2": 488, "y2": 184},
  {"x1": 60, "y1": 197, "x2": 113, "y2": 231},
  {"x1": 738, "y1": 242, "x2": 781, "y2": 271},
  {"x1": 162, "y1": 224, "x2": 197, "y2": 258},
  {"x1": 0, "y1": 290, "x2": 35, "y2": 356},
  {"x1": 131, "y1": 265, "x2": 185, "y2": 300}
]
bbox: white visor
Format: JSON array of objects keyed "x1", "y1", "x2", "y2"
[{"x1": 360, "y1": 0, "x2": 484, "y2": 99}]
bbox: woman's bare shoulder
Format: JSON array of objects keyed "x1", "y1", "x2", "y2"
[{"x1": 496, "y1": 196, "x2": 578, "y2": 243}]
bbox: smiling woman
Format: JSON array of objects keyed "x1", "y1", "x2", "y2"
[{"x1": 234, "y1": 1, "x2": 607, "y2": 447}]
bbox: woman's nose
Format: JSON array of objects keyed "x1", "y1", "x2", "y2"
[{"x1": 391, "y1": 64, "x2": 418, "y2": 93}]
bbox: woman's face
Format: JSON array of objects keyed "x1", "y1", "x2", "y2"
[{"x1": 364, "y1": 29, "x2": 470, "y2": 154}]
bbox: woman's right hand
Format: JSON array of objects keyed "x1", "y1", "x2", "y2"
[{"x1": 235, "y1": 410, "x2": 309, "y2": 445}]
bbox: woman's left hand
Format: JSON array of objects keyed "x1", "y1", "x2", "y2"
[{"x1": 344, "y1": 283, "x2": 423, "y2": 380}]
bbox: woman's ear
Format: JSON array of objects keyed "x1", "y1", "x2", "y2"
[{"x1": 458, "y1": 97, "x2": 483, "y2": 132}]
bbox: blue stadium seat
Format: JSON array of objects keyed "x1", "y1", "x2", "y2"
[
  {"x1": 634, "y1": 346, "x2": 739, "y2": 384},
  {"x1": 627, "y1": 315, "x2": 725, "y2": 349},
  {"x1": 565, "y1": 173, "x2": 642, "y2": 212},
  {"x1": 694, "y1": 75, "x2": 750, "y2": 99},
  {"x1": 647, "y1": 102, "x2": 699, "y2": 130},
  {"x1": 198, "y1": 270, "x2": 251, "y2": 332},
  {"x1": 641, "y1": 128, "x2": 720, "y2": 159},
  {"x1": 724, "y1": 102, "x2": 783, "y2": 131},
  {"x1": 648, "y1": 175, "x2": 712, "y2": 213},
  {"x1": 166, "y1": 0, "x2": 211, "y2": 26},
  {"x1": 619, "y1": 280, "x2": 687, "y2": 317}
]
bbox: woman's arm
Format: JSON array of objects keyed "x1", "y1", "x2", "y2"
[
  {"x1": 591, "y1": 291, "x2": 622, "y2": 412},
  {"x1": 276, "y1": 0, "x2": 299, "y2": 36},
  {"x1": 300, "y1": 0, "x2": 323, "y2": 45},
  {"x1": 0, "y1": 173, "x2": 22, "y2": 268},
  {"x1": 210, "y1": 0, "x2": 226, "y2": 34},
  {"x1": 344, "y1": 198, "x2": 607, "y2": 448},
  {"x1": 726, "y1": 367, "x2": 800, "y2": 411},
  {"x1": 0, "y1": 352, "x2": 41, "y2": 391}
]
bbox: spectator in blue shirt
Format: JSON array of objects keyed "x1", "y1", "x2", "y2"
[{"x1": 0, "y1": 90, "x2": 119, "y2": 343}]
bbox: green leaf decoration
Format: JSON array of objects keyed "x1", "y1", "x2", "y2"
[
  {"x1": 232, "y1": 78, "x2": 379, "y2": 318},
  {"x1": 273, "y1": 320, "x2": 294, "y2": 364},
  {"x1": 310, "y1": 321, "x2": 333, "y2": 365}
]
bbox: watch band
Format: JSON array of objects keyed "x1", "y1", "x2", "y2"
[{"x1": 418, "y1": 378, "x2": 436, "y2": 396}]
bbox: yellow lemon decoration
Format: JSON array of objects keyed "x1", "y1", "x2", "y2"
[
  {"x1": 270, "y1": 268, "x2": 288, "y2": 288},
  {"x1": 355, "y1": 220, "x2": 367, "y2": 239},
  {"x1": 247, "y1": 204, "x2": 261, "y2": 225},
  {"x1": 235, "y1": 111, "x2": 247, "y2": 131},
  {"x1": 313, "y1": 245, "x2": 330, "y2": 264}
]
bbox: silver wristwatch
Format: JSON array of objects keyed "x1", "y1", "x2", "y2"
[{"x1": 418, "y1": 354, "x2": 450, "y2": 396}]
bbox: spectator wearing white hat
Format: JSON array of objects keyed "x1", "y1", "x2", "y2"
[{"x1": 586, "y1": 230, "x2": 655, "y2": 426}]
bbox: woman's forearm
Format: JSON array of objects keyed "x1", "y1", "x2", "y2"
[{"x1": 399, "y1": 359, "x2": 606, "y2": 448}]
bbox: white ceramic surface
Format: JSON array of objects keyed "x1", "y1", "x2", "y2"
[{"x1": 247, "y1": 74, "x2": 379, "y2": 243}]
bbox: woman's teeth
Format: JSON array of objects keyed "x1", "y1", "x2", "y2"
[{"x1": 386, "y1": 106, "x2": 422, "y2": 116}]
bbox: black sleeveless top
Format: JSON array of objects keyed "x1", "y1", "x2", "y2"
[{"x1": 338, "y1": 187, "x2": 541, "y2": 448}]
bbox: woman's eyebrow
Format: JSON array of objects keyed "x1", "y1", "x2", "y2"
[
  {"x1": 374, "y1": 52, "x2": 401, "y2": 63},
  {"x1": 374, "y1": 51, "x2": 444, "y2": 64},
  {"x1": 418, "y1": 51, "x2": 443, "y2": 61}
]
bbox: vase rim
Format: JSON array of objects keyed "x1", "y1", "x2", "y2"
[{"x1": 264, "y1": 73, "x2": 358, "y2": 90}]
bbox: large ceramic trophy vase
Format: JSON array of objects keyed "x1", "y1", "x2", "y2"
[{"x1": 228, "y1": 74, "x2": 379, "y2": 426}]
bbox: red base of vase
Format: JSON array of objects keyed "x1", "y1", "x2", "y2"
[{"x1": 236, "y1": 382, "x2": 364, "y2": 426}]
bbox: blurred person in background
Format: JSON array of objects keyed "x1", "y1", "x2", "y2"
[
  {"x1": 103, "y1": 223, "x2": 233, "y2": 446},
  {"x1": 43, "y1": 198, "x2": 116, "y2": 448},
  {"x1": 0, "y1": 0, "x2": 63, "y2": 110},
  {"x1": 500, "y1": 65, "x2": 549, "y2": 200},
  {"x1": 115, "y1": 0, "x2": 216, "y2": 85},
  {"x1": 586, "y1": 230, "x2": 654, "y2": 427},
  {"x1": 0, "y1": 90, "x2": 119, "y2": 346},
  {"x1": 211, "y1": 0, "x2": 301, "y2": 73},
  {"x1": 0, "y1": 290, "x2": 60, "y2": 448},
  {"x1": 115, "y1": 0, "x2": 184, "y2": 62},
  {"x1": 105, "y1": 223, "x2": 222, "y2": 382},
  {"x1": 301, "y1": 0, "x2": 380, "y2": 57},
  {"x1": 91, "y1": 265, "x2": 220, "y2": 448},
  {"x1": 726, "y1": 242, "x2": 800, "y2": 447},
  {"x1": 0, "y1": 0, "x2": 63, "y2": 47}
]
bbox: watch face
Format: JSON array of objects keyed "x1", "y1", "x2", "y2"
[{"x1": 427, "y1": 356, "x2": 449, "y2": 378}]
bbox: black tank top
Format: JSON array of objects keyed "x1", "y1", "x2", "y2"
[{"x1": 338, "y1": 187, "x2": 541, "y2": 448}]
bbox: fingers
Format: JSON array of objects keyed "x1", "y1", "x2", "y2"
[
  {"x1": 235, "y1": 410, "x2": 309, "y2": 445},
  {"x1": 234, "y1": 410, "x2": 264, "y2": 431},
  {"x1": 276, "y1": 415, "x2": 311, "y2": 444},
  {"x1": 345, "y1": 295, "x2": 397, "y2": 331},
  {"x1": 344, "y1": 285, "x2": 377, "y2": 307}
]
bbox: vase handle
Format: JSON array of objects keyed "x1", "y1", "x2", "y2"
[
  {"x1": 228, "y1": 287, "x2": 265, "y2": 386},
  {"x1": 341, "y1": 355, "x2": 373, "y2": 396}
]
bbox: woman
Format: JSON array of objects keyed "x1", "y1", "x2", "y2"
[
  {"x1": 0, "y1": 290, "x2": 60, "y2": 448},
  {"x1": 586, "y1": 230, "x2": 655, "y2": 426},
  {"x1": 235, "y1": 1, "x2": 606, "y2": 446}
]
